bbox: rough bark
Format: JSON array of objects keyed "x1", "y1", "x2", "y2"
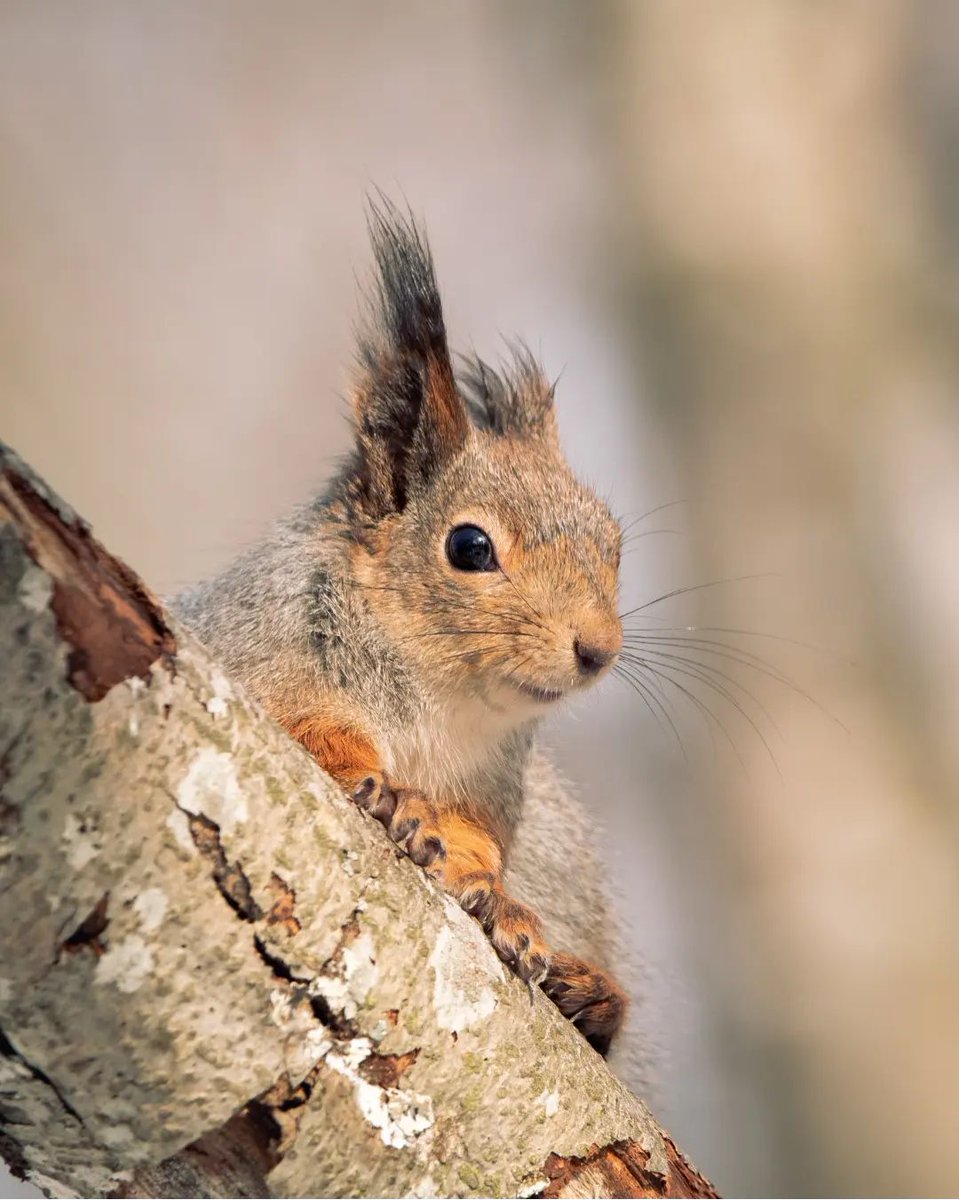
[{"x1": 0, "y1": 442, "x2": 716, "y2": 1199}]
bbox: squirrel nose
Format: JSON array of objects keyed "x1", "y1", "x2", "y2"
[{"x1": 574, "y1": 637, "x2": 617, "y2": 677}]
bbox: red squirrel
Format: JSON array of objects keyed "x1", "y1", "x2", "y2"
[{"x1": 174, "y1": 204, "x2": 627, "y2": 1054}]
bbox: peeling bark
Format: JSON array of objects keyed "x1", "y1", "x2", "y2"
[
  {"x1": 0, "y1": 442, "x2": 716, "y2": 1198},
  {"x1": 541, "y1": 1139, "x2": 717, "y2": 1199}
]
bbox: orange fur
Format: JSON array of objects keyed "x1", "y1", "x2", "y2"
[
  {"x1": 433, "y1": 810, "x2": 503, "y2": 880},
  {"x1": 283, "y1": 715, "x2": 382, "y2": 793},
  {"x1": 386, "y1": 797, "x2": 550, "y2": 981},
  {"x1": 425, "y1": 349, "x2": 470, "y2": 458}
]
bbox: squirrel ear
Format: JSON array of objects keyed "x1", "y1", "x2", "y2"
[
  {"x1": 458, "y1": 346, "x2": 558, "y2": 444},
  {"x1": 351, "y1": 202, "x2": 470, "y2": 517}
]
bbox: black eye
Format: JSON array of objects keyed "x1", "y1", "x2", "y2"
[{"x1": 446, "y1": 525, "x2": 496, "y2": 572}]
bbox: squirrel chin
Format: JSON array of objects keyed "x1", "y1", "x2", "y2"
[{"x1": 512, "y1": 681, "x2": 566, "y2": 705}]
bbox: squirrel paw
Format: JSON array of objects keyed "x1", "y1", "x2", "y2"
[
  {"x1": 344, "y1": 769, "x2": 397, "y2": 827},
  {"x1": 384, "y1": 796, "x2": 549, "y2": 984},
  {"x1": 474, "y1": 888, "x2": 551, "y2": 986},
  {"x1": 387, "y1": 789, "x2": 447, "y2": 869},
  {"x1": 541, "y1": 952, "x2": 627, "y2": 1057}
]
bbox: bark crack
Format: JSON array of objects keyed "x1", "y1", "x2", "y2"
[
  {"x1": 186, "y1": 811, "x2": 262, "y2": 922},
  {"x1": 0, "y1": 1030, "x2": 86, "y2": 1130}
]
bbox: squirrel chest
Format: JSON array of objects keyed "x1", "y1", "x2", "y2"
[{"x1": 379, "y1": 689, "x2": 525, "y2": 805}]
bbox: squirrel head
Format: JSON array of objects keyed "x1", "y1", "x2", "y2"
[{"x1": 342, "y1": 203, "x2": 623, "y2": 721}]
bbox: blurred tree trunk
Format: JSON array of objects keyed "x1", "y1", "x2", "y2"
[{"x1": 610, "y1": 2, "x2": 959, "y2": 1195}]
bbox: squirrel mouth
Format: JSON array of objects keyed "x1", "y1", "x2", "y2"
[{"x1": 514, "y1": 682, "x2": 565, "y2": 704}]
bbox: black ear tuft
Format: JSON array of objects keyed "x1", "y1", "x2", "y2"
[
  {"x1": 352, "y1": 199, "x2": 470, "y2": 518},
  {"x1": 458, "y1": 343, "x2": 557, "y2": 441},
  {"x1": 365, "y1": 201, "x2": 447, "y2": 367}
]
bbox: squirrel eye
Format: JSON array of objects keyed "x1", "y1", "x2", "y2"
[{"x1": 446, "y1": 525, "x2": 496, "y2": 572}]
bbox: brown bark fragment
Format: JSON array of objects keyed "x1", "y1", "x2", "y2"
[
  {"x1": 264, "y1": 872, "x2": 301, "y2": 936},
  {"x1": 60, "y1": 892, "x2": 110, "y2": 958},
  {"x1": 541, "y1": 1139, "x2": 718, "y2": 1199},
  {"x1": 0, "y1": 462, "x2": 174, "y2": 701},
  {"x1": 358, "y1": 1047, "x2": 420, "y2": 1089},
  {"x1": 662, "y1": 1136, "x2": 720, "y2": 1199}
]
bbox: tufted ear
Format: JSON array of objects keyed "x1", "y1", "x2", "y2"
[
  {"x1": 351, "y1": 202, "x2": 470, "y2": 518},
  {"x1": 458, "y1": 345, "x2": 558, "y2": 444}
]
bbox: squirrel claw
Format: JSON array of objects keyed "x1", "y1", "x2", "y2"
[
  {"x1": 480, "y1": 891, "x2": 551, "y2": 986},
  {"x1": 351, "y1": 775, "x2": 378, "y2": 805},
  {"x1": 347, "y1": 772, "x2": 396, "y2": 826},
  {"x1": 387, "y1": 790, "x2": 447, "y2": 869},
  {"x1": 541, "y1": 952, "x2": 627, "y2": 1057}
]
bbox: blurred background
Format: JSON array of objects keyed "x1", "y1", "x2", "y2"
[{"x1": 3, "y1": 2, "x2": 959, "y2": 1195}]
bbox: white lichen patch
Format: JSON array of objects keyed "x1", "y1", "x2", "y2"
[
  {"x1": 311, "y1": 929, "x2": 378, "y2": 1021},
  {"x1": 132, "y1": 887, "x2": 168, "y2": 933},
  {"x1": 300, "y1": 1027, "x2": 334, "y2": 1070},
  {"x1": 17, "y1": 564, "x2": 52, "y2": 613},
  {"x1": 98, "y1": 1122, "x2": 135, "y2": 1148},
  {"x1": 516, "y1": 1178, "x2": 551, "y2": 1198},
  {"x1": 537, "y1": 1088, "x2": 560, "y2": 1117},
  {"x1": 176, "y1": 747, "x2": 247, "y2": 834},
  {"x1": 408, "y1": 1173, "x2": 440, "y2": 1198},
  {"x1": 429, "y1": 917, "x2": 503, "y2": 1034},
  {"x1": 269, "y1": 986, "x2": 320, "y2": 1038},
  {"x1": 94, "y1": 935, "x2": 154, "y2": 993},
  {"x1": 204, "y1": 667, "x2": 234, "y2": 710},
  {"x1": 326, "y1": 1038, "x2": 435, "y2": 1152},
  {"x1": 333, "y1": 1035, "x2": 373, "y2": 1071},
  {"x1": 205, "y1": 667, "x2": 234, "y2": 718},
  {"x1": 165, "y1": 807, "x2": 196, "y2": 856},
  {"x1": 61, "y1": 811, "x2": 102, "y2": 871}
]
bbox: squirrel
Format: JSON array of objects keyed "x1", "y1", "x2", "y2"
[{"x1": 172, "y1": 203, "x2": 629, "y2": 1056}]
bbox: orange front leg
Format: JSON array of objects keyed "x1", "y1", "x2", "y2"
[
  {"x1": 284, "y1": 715, "x2": 396, "y2": 824},
  {"x1": 390, "y1": 795, "x2": 627, "y2": 1053},
  {"x1": 387, "y1": 792, "x2": 550, "y2": 985}
]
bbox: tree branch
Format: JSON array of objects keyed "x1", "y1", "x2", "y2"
[{"x1": 0, "y1": 442, "x2": 716, "y2": 1199}]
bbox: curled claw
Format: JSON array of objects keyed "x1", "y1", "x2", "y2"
[
  {"x1": 408, "y1": 831, "x2": 445, "y2": 868},
  {"x1": 385, "y1": 789, "x2": 448, "y2": 870},
  {"x1": 349, "y1": 773, "x2": 396, "y2": 826},
  {"x1": 351, "y1": 775, "x2": 379, "y2": 805},
  {"x1": 389, "y1": 812, "x2": 419, "y2": 846}
]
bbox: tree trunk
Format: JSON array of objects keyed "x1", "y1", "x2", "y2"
[
  {"x1": 608, "y1": 3, "x2": 959, "y2": 1193},
  {"x1": 0, "y1": 442, "x2": 715, "y2": 1199}
]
